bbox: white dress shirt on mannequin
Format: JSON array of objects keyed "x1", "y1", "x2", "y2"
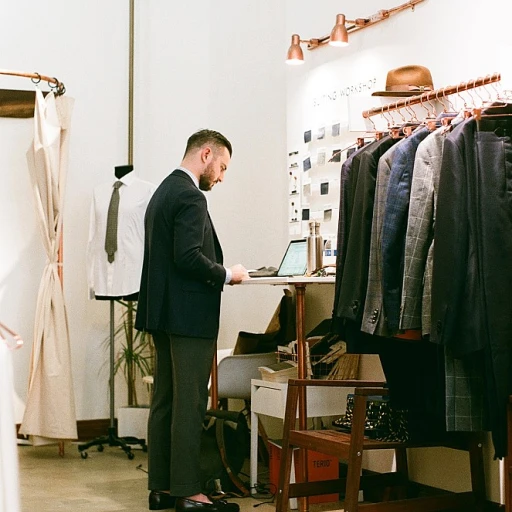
[{"x1": 87, "y1": 172, "x2": 156, "y2": 298}]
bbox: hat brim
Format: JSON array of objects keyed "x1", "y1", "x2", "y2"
[{"x1": 372, "y1": 90, "x2": 424, "y2": 97}]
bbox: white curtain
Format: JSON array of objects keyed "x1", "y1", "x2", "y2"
[
  {"x1": 19, "y1": 90, "x2": 77, "y2": 444},
  {"x1": 0, "y1": 343, "x2": 21, "y2": 512}
]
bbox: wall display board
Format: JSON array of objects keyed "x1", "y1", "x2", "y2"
[{"x1": 287, "y1": 64, "x2": 381, "y2": 265}]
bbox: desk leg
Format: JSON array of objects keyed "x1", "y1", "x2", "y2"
[
  {"x1": 210, "y1": 345, "x2": 218, "y2": 409},
  {"x1": 294, "y1": 283, "x2": 308, "y2": 512},
  {"x1": 250, "y1": 382, "x2": 258, "y2": 495}
]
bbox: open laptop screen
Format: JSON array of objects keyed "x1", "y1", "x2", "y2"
[{"x1": 277, "y1": 239, "x2": 307, "y2": 277}]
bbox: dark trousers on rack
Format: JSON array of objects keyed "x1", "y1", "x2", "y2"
[{"x1": 148, "y1": 331, "x2": 216, "y2": 495}]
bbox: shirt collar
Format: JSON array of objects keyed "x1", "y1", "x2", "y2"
[
  {"x1": 175, "y1": 166, "x2": 199, "y2": 188},
  {"x1": 118, "y1": 172, "x2": 136, "y2": 187}
]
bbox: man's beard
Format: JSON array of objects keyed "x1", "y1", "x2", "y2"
[{"x1": 199, "y1": 163, "x2": 216, "y2": 191}]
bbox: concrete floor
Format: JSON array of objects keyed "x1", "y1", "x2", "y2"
[{"x1": 16, "y1": 443, "x2": 300, "y2": 512}]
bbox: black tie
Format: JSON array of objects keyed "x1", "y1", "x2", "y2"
[{"x1": 105, "y1": 181, "x2": 123, "y2": 263}]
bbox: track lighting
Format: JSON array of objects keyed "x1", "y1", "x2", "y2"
[
  {"x1": 329, "y1": 14, "x2": 349, "y2": 47},
  {"x1": 285, "y1": 0, "x2": 425, "y2": 65},
  {"x1": 286, "y1": 34, "x2": 305, "y2": 65}
]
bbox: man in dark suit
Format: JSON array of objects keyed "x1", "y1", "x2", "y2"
[{"x1": 135, "y1": 130, "x2": 248, "y2": 512}]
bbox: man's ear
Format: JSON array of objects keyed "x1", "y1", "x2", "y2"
[{"x1": 201, "y1": 146, "x2": 213, "y2": 164}]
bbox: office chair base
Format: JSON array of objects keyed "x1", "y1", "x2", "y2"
[{"x1": 77, "y1": 426, "x2": 146, "y2": 459}]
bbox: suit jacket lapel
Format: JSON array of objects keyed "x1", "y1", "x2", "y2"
[{"x1": 207, "y1": 212, "x2": 223, "y2": 264}]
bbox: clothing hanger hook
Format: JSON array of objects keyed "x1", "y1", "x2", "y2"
[
  {"x1": 397, "y1": 104, "x2": 407, "y2": 123},
  {"x1": 367, "y1": 114, "x2": 377, "y2": 131},
  {"x1": 419, "y1": 93, "x2": 431, "y2": 118},
  {"x1": 31, "y1": 72, "x2": 42, "y2": 85}
]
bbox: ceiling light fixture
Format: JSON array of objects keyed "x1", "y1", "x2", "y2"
[
  {"x1": 286, "y1": 34, "x2": 305, "y2": 65},
  {"x1": 286, "y1": 0, "x2": 426, "y2": 65},
  {"x1": 329, "y1": 14, "x2": 349, "y2": 47}
]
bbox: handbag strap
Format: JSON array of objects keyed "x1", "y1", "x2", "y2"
[{"x1": 215, "y1": 418, "x2": 250, "y2": 497}]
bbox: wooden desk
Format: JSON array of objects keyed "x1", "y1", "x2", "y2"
[
  {"x1": 242, "y1": 276, "x2": 335, "y2": 381},
  {"x1": 243, "y1": 277, "x2": 336, "y2": 504}
]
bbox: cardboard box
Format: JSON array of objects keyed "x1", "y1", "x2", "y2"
[{"x1": 268, "y1": 439, "x2": 339, "y2": 504}]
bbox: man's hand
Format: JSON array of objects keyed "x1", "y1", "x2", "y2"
[{"x1": 228, "y1": 264, "x2": 249, "y2": 285}]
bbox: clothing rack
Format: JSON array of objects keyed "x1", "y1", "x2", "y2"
[
  {"x1": 362, "y1": 72, "x2": 501, "y2": 118},
  {"x1": 0, "y1": 68, "x2": 66, "y2": 95},
  {"x1": 0, "y1": 321, "x2": 23, "y2": 350},
  {"x1": 1, "y1": 67, "x2": 67, "y2": 456}
]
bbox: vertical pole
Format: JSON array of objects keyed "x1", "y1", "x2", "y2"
[
  {"x1": 211, "y1": 345, "x2": 218, "y2": 409},
  {"x1": 127, "y1": 302, "x2": 135, "y2": 406},
  {"x1": 58, "y1": 225, "x2": 65, "y2": 457},
  {"x1": 128, "y1": 0, "x2": 134, "y2": 167},
  {"x1": 294, "y1": 283, "x2": 309, "y2": 512},
  {"x1": 505, "y1": 398, "x2": 512, "y2": 511},
  {"x1": 110, "y1": 300, "x2": 116, "y2": 428},
  {"x1": 126, "y1": 0, "x2": 136, "y2": 407}
]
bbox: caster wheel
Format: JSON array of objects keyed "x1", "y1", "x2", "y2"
[
  {"x1": 142, "y1": 445, "x2": 148, "y2": 453},
  {"x1": 127, "y1": 451, "x2": 135, "y2": 460},
  {"x1": 97, "y1": 445, "x2": 104, "y2": 452},
  {"x1": 80, "y1": 451, "x2": 88, "y2": 459}
]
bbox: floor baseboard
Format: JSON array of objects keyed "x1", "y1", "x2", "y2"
[{"x1": 17, "y1": 418, "x2": 114, "y2": 442}]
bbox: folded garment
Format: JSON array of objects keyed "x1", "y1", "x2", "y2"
[{"x1": 248, "y1": 266, "x2": 278, "y2": 278}]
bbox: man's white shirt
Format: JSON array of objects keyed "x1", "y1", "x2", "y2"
[{"x1": 87, "y1": 172, "x2": 156, "y2": 298}]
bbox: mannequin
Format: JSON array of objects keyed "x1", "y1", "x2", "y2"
[
  {"x1": 115, "y1": 164, "x2": 134, "y2": 180},
  {"x1": 96, "y1": 164, "x2": 138, "y2": 300},
  {"x1": 86, "y1": 165, "x2": 156, "y2": 302},
  {"x1": 80, "y1": 164, "x2": 156, "y2": 458}
]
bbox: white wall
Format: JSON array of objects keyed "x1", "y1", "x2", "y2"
[
  {"x1": 1, "y1": 0, "x2": 507, "y2": 503},
  {"x1": 285, "y1": 0, "x2": 511, "y2": 503},
  {"x1": 1, "y1": 0, "x2": 129, "y2": 421},
  {"x1": 1, "y1": 1, "x2": 288, "y2": 424},
  {"x1": 135, "y1": 1, "x2": 289, "y2": 348}
]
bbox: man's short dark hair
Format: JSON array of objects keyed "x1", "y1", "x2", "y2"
[{"x1": 184, "y1": 129, "x2": 232, "y2": 158}]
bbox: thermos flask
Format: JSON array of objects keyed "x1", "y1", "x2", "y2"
[{"x1": 307, "y1": 221, "x2": 323, "y2": 274}]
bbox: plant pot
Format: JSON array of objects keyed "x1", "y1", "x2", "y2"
[{"x1": 117, "y1": 405, "x2": 150, "y2": 441}]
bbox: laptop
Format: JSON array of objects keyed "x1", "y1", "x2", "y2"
[{"x1": 249, "y1": 239, "x2": 308, "y2": 278}]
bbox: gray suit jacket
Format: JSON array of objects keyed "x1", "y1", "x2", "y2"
[
  {"x1": 400, "y1": 127, "x2": 445, "y2": 334},
  {"x1": 361, "y1": 141, "x2": 402, "y2": 336}
]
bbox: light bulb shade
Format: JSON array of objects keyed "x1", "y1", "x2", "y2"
[
  {"x1": 329, "y1": 13, "x2": 349, "y2": 47},
  {"x1": 286, "y1": 34, "x2": 305, "y2": 65}
]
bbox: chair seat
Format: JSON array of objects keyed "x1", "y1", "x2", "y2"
[
  {"x1": 289, "y1": 429, "x2": 480, "y2": 456},
  {"x1": 290, "y1": 430, "x2": 409, "y2": 456}
]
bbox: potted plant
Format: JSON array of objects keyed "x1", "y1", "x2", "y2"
[{"x1": 108, "y1": 299, "x2": 154, "y2": 441}]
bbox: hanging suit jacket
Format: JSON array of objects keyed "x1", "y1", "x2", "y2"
[
  {"x1": 431, "y1": 117, "x2": 512, "y2": 457},
  {"x1": 334, "y1": 136, "x2": 397, "y2": 326},
  {"x1": 333, "y1": 143, "x2": 374, "y2": 331},
  {"x1": 381, "y1": 127, "x2": 429, "y2": 333},
  {"x1": 400, "y1": 127, "x2": 445, "y2": 333},
  {"x1": 361, "y1": 141, "x2": 402, "y2": 336},
  {"x1": 397, "y1": 126, "x2": 485, "y2": 435},
  {"x1": 135, "y1": 170, "x2": 226, "y2": 339}
]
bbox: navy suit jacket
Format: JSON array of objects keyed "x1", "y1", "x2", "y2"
[{"x1": 135, "y1": 170, "x2": 225, "y2": 339}]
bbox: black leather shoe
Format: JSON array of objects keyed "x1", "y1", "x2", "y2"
[
  {"x1": 149, "y1": 491, "x2": 177, "y2": 510},
  {"x1": 175, "y1": 498, "x2": 240, "y2": 512}
]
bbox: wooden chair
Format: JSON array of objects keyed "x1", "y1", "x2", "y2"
[{"x1": 276, "y1": 379, "x2": 486, "y2": 512}]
